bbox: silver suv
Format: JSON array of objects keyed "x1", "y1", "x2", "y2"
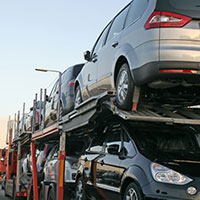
[{"x1": 75, "y1": 0, "x2": 200, "y2": 110}]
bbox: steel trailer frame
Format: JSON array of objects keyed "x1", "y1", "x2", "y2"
[{"x1": 30, "y1": 88, "x2": 200, "y2": 200}]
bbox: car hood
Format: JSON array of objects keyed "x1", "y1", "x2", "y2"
[{"x1": 149, "y1": 151, "x2": 200, "y2": 177}]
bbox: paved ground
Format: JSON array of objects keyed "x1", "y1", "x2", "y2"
[{"x1": 0, "y1": 186, "x2": 11, "y2": 200}]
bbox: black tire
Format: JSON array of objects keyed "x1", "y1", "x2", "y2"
[
  {"x1": 47, "y1": 188, "x2": 56, "y2": 200},
  {"x1": 116, "y1": 63, "x2": 134, "y2": 111},
  {"x1": 75, "y1": 177, "x2": 86, "y2": 200},
  {"x1": 74, "y1": 85, "x2": 83, "y2": 108},
  {"x1": 123, "y1": 182, "x2": 143, "y2": 200}
]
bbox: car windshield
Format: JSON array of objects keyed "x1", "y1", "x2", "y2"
[
  {"x1": 66, "y1": 136, "x2": 89, "y2": 157},
  {"x1": 128, "y1": 124, "x2": 200, "y2": 156}
]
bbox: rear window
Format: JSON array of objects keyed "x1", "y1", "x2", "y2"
[
  {"x1": 72, "y1": 64, "x2": 84, "y2": 78},
  {"x1": 156, "y1": 0, "x2": 200, "y2": 19}
]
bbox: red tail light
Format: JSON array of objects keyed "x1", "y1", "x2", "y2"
[
  {"x1": 145, "y1": 11, "x2": 191, "y2": 29},
  {"x1": 17, "y1": 192, "x2": 20, "y2": 197},
  {"x1": 68, "y1": 81, "x2": 75, "y2": 86},
  {"x1": 160, "y1": 69, "x2": 198, "y2": 74},
  {"x1": 24, "y1": 192, "x2": 27, "y2": 197}
]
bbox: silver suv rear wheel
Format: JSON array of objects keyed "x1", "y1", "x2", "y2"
[{"x1": 116, "y1": 63, "x2": 134, "y2": 110}]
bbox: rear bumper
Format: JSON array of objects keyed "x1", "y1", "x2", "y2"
[{"x1": 132, "y1": 61, "x2": 200, "y2": 85}]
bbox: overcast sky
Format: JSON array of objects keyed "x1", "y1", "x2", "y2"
[{"x1": 0, "y1": 0, "x2": 131, "y2": 148}]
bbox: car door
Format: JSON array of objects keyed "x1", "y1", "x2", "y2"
[
  {"x1": 48, "y1": 147, "x2": 58, "y2": 183},
  {"x1": 81, "y1": 132, "x2": 105, "y2": 199},
  {"x1": 96, "y1": 5, "x2": 130, "y2": 93},
  {"x1": 44, "y1": 146, "x2": 57, "y2": 183},
  {"x1": 95, "y1": 125, "x2": 125, "y2": 199},
  {"x1": 80, "y1": 24, "x2": 111, "y2": 100}
]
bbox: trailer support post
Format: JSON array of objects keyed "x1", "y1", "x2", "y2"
[
  {"x1": 57, "y1": 131, "x2": 66, "y2": 200},
  {"x1": 132, "y1": 86, "x2": 140, "y2": 111},
  {"x1": 16, "y1": 140, "x2": 21, "y2": 194},
  {"x1": 7, "y1": 117, "x2": 12, "y2": 180},
  {"x1": 31, "y1": 141, "x2": 39, "y2": 200}
]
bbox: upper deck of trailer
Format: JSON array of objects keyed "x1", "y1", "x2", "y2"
[{"x1": 30, "y1": 91, "x2": 200, "y2": 142}]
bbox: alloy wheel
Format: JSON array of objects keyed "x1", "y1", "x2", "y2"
[
  {"x1": 125, "y1": 188, "x2": 138, "y2": 200},
  {"x1": 75, "y1": 86, "x2": 82, "y2": 107},
  {"x1": 117, "y1": 69, "x2": 129, "y2": 104}
]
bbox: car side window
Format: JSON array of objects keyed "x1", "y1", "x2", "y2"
[
  {"x1": 52, "y1": 150, "x2": 58, "y2": 159},
  {"x1": 92, "y1": 23, "x2": 111, "y2": 57},
  {"x1": 105, "y1": 125, "x2": 122, "y2": 154},
  {"x1": 106, "y1": 5, "x2": 130, "y2": 43},
  {"x1": 122, "y1": 129, "x2": 136, "y2": 157},
  {"x1": 125, "y1": 0, "x2": 148, "y2": 28},
  {"x1": 89, "y1": 133, "x2": 105, "y2": 153},
  {"x1": 195, "y1": 134, "x2": 200, "y2": 148},
  {"x1": 46, "y1": 146, "x2": 56, "y2": 160}
]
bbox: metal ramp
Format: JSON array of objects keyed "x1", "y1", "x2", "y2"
[
  {"x1": 110, "y1": 105, "x2": 200, "y2": 125},
  {"x1": 60, "y1": 92, "x2": 200, "y2": 134}
]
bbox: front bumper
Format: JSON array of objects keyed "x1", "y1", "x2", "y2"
[{"x1": 142, "y1": 179, "x2": 200, "y2": 200}]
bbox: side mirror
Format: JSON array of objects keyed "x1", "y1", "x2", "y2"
[
  {"x1": 84, "y1": 51, "x2": 91, "y2": 61},
  {"x1": 0, "y1": 158, "x2": 5, "y2": 162},
  {"x1": 30, "y1": 107, "x2": 33, "y2": 111},
  {"x1": 107, "y1": 144, "x2": 120, "y2": 155}
]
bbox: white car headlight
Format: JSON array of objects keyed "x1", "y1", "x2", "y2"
[{"x1": 151, "y1": 163, "x2": 193, "y2": 185}]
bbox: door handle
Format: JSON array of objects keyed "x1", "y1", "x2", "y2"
[
  {"x1": 88, "y1": 74, "x2": 91, "y2": 82},
  {"x1": 100, "y1": 160, "x2": 104, "y2": 166},
  {"x1": 92, "y1": 58, "x2": 97, "y2": 63},
  {"x1": 112, "y1": 42, "x2": 119, "y2": 48},
  {"x1": 92, "y1": 54, "x2": 98, "y2": 63}
]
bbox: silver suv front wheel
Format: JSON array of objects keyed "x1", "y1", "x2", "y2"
[{"x1": 75, "y1": 85, "x2": 82, "y2": 108}]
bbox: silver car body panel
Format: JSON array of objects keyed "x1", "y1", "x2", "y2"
[{"x1": 160, "y1": 20, "x2": 200, "y2": 62}]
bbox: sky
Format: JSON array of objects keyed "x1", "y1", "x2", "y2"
[{"x1": 0, "y1": 0, "x2": 131, "y2": 148}]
